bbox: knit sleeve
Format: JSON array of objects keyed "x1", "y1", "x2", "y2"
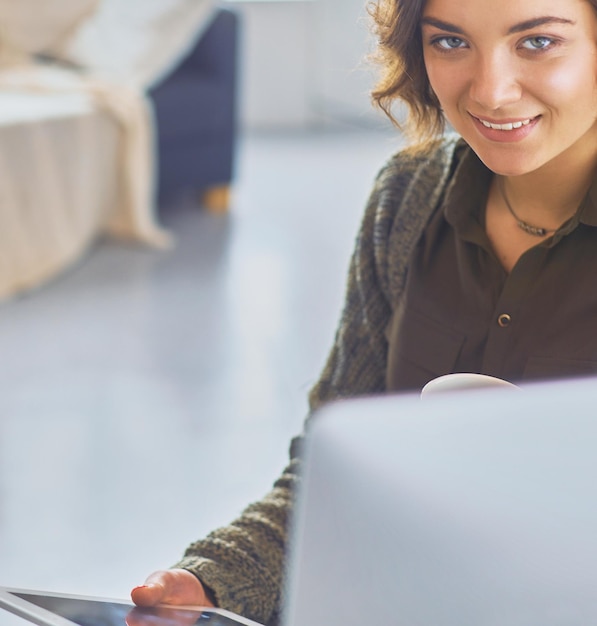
[
  {"x1": 173, "y1": 455, "x2": 298, "y2": 625},
  {"x1": 172, "y1": 138, "x2": 461, "y2": 626}
]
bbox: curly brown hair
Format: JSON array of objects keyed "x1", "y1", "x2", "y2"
[
  {"x1": 369, "y1": 0, "x2": 597, "y2": 144},
  {"x1": 369, "y1": 0, "x2": 441, "y2": 144}
]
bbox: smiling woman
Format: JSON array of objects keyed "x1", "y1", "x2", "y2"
[{"x1": 129, "y1": 1, "x2": 597, "y2": 624}]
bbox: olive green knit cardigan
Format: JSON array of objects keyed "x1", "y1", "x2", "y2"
[{"x1": 174, "y1": 135, "x2": 464, "y2": 626}]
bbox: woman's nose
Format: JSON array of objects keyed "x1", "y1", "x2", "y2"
[{"x1": 468, "y1": 53, "x2": 522, "y2": 110}]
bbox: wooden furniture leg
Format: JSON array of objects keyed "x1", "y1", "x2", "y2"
[{"x1": 201, "y1": 184, "x2": 231, "y2": 213}]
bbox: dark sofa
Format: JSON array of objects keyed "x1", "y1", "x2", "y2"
[{"x1": 148, "y1": 6, "x2": 240, "y2": 212}]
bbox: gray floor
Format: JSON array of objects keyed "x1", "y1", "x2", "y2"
[{"x1": 0, "y1": 125, "x2": 403, "y2": 623}]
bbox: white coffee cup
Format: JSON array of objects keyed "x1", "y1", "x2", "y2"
[{"x1": 421, "y1": 373, "x2": 520, "y2": 399}]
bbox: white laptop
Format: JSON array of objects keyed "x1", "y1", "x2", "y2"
[{"x1": 283, "y1": 376, "x2": 597, "y2": 626}]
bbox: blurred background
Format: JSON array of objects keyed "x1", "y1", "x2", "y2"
[{"x1": 0, "y1": 0, "x2": 404, "y2": 621}]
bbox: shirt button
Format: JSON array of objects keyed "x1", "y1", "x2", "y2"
[{"x1": 497, "y1": 313, "x2": 512, "y2": 328}]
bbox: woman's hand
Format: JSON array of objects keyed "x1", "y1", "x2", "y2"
[{"x1": 131, "y1": 568, "x2": 215, "y2": 608}]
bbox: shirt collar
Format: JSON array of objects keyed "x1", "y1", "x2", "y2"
[
  {"x1": 578, "y1": 176, "x2": 597, "y2": 227},
  {"x1": 443, "y1": 144, "x2": 492, "y2": 243}
]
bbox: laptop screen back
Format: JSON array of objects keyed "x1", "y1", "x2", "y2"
[{"x1": 283, "y1": 378, "x2": 597, "y2": 626}]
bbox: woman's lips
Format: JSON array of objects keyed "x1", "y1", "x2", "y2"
[{"x1": 470, "y1": 114, "x2": 539, "y2": 141}]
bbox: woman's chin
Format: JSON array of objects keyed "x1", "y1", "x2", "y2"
[{"x1": 467, "y1": 145, "x2": 541, "y2": 177}]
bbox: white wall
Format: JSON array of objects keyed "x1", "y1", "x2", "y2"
[
  {"x1": 224, "y1": 0, "x2": 386, "y2": 129},
  {"x1": 312, "y1": 0, "x2": 381, "y2": 125}
]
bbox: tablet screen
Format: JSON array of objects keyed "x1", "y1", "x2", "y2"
[{"x1": 13, "y1": 592, "x2": 243, "y2": 626}]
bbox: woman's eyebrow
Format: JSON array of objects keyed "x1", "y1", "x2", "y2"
[
  {"x1": 508, "y1": 16, "x2": 576, "y2": 33},
  {"x1": 420, "y1": 17, "x2": 464, "y2": 34},
  {"x1": 420, "y1": 15, "x2": 575, "y2": 35}
]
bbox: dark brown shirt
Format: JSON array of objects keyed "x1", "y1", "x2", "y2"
[{"x1": 387, "y1": 147, "x2": 597, "y2": 392}]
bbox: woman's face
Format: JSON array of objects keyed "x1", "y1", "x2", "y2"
[{"x1": 421, "y1": 0, "x2": 597, "y2": 177}]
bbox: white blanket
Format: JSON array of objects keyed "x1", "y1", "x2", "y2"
[
  {"x1": 62, "y1": 0, "x2": 217, "y2": 89},
  {"x1": 0, "y1": 65, "x2": 173, "y2": 298}
]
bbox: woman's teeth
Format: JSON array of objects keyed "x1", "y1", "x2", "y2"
[{"x1": 479, "y1": 118, "x2": 532, "y2": 131}]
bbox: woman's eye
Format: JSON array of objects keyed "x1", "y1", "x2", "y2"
[
  {"x1": 521, "y1": 36, "x2": 554, "y2": 50},
  {"x1": 433, "y1": 36, "x2": 467, "y2": 50}
]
